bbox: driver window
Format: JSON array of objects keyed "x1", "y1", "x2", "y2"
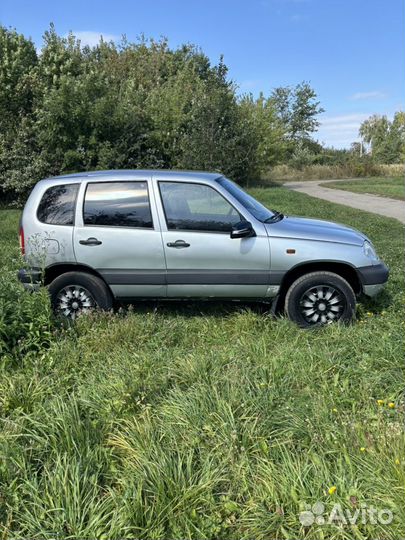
[{"x1": 159, "y1": 182, "x2": 242, "y2": 232}]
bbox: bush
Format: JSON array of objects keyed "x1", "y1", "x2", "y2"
[
  {"x1": 0, "y1": 269, "x2": 54, "y2": 360},
  {"x1": 0, "y1": 27, "x2": 262, "y2": 200},
  {"x1": 0, "y1": 26, "x2": 328, "y2": 201}
]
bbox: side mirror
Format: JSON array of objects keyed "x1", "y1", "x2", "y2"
[{"x1": 230, "y1": 221, "x2": 256, "y2": 239}]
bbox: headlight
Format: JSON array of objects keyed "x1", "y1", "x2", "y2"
[{"x1": 363, "y1": 240, "x2": 379, "y2": 261}]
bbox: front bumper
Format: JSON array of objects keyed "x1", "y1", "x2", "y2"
[
  {"x1": 357, "y1": 262, "x2": 389, "y2": 297},
  {"x1": 18, "y1": 268, "x2": 42, "y2": 291}
]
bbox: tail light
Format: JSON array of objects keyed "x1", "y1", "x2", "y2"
[{"x1": 19, "y1": 226, "x2": 25, "y2": 256}]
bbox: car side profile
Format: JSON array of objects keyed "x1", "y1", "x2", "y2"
[{"x1": 18, "y1": 170, "x2": 389, "y2": 327}]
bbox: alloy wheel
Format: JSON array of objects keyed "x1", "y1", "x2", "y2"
[
  {"x1": 299, "y1": 285, "x2": 345, "y2": 325},
  {"x1": 55, "y1": 285, "x2": 95, "y2": 319}
]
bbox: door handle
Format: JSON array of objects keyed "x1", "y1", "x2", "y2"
[
  {"x1": 79, "y1": 237, "x2": 102, "y2": 246},
  {"x1": 167, "y1": 240, "x2": 190, "y2": 248}
]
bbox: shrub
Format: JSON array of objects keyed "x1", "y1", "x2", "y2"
[{"x1": 0, "y1": 269, "x2": 54, "y2": 361}]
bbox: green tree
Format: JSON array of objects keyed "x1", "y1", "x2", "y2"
[
  {"x1": 388, "y1": 112, "x2": 405, "y2": 163},
  {"x1": 177, "y1": 73, "x2": 257, "y2": 182},
  {"x1": 0, "y1": 25, "x2": 329, "y2": 201},
  {"x1": 0, "y1": 27, "x2": 37, "y2": 130},
  {"x1": 238, "y1": 93, "x2": 287, "y2": 171},
  {"x1": 270, "y1": 82, "x2": 324, "y2": 144},
  {"x1": 359, "y1": 113, "x2": 405, "y2": 163},
  {"x1": 0, "y1": 117, "x2": 49, "y2": 198}
]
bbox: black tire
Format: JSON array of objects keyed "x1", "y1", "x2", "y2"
[
  {"x1": 48, "y1": 271, "x2": 113, "y2": 319},
  {"x1": 285, "y1": 271, "x2": 356, "y2": 328}
]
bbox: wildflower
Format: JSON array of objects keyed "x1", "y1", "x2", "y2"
[
  {"x1": 332, "y1": 408, "x2": 338, "y2": 413},
  {"x1": 366, "y1": 312, "x2": 372, "y2": 316},
  {"x1": 388, "y1": 402, "x2": 395, "y2": 409},
  {"x1": 376, "y1": 399, "x2": 385, "y2": 406},
  {"x1": 395, "y1": 458, "x2": 400, "y2": 465},
  {"x1": 360, "y1": 447, "x2": 366, "y2": 452},
  {"x1": 328, "y1": 486, "x2": 337, "y2": 495}
]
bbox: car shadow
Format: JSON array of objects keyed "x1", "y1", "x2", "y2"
[
  {"x1": 117, "y1": 298, "x2": 274, "y2": 318},
  {"x1": 117, "y1": 290, "x2": 393, "y2": 320},
  {"x1": 360, "y1": 289, "x2": 392, "y2": 313}
]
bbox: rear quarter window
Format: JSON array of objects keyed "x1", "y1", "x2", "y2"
[{"x1": 37, "y1": 184, "x2": 79, "y2": 225}]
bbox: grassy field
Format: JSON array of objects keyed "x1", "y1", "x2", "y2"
[
  {"x1": 321, "y1": 177, "x2": 405, "y2": 200},
  {"x1": 0, "y1": 186, "x2": 404, "y2": 539}
]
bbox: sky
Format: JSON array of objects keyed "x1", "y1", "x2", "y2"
[{"x1": 1, "y1": 0, "x2": 403, "y2": 148}]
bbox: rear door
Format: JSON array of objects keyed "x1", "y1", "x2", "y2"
[
  {"x1": 155, "y1": 180, "x2": 271, "y2": 298},
  {"x1": 73, "y1": 179, "x2": 167, "y2": 298}
]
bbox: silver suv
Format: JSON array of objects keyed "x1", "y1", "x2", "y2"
[{"x1": 18, "y1": 170, "x2": 389, "y2": 327}]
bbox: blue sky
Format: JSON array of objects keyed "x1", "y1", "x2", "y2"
[{"x1": 1, "y1": 0, "x2": 403, "y2": 148}]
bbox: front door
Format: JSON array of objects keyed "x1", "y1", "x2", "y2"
[
  {"x1": 157, "y1": 181, "x2": 271, "y2": 298},
  {"x1": 73, "y1": 180, "x2": 166, "y2": 298}
]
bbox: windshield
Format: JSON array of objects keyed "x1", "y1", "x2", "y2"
[{"x1": 216, "y1": 177, "x2": 276, "y2": 222}]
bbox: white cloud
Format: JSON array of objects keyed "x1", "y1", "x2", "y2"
[
  {"x1": 315, "y1": 113, "x2": 370, "y2": 148},
  {"x1": 349, "y1": 91, "x2": 386, "y2": 101},
  {"x1": 66, "y1": 31, "x2": 120, "y2": 48}
]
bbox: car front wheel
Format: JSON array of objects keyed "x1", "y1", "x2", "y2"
[
  {"x1": 285, "y1": 271, "x2": 356, "y2": 328},
  {"x1": 48, "y1": 271, "x2": 113, "y2": 319}
]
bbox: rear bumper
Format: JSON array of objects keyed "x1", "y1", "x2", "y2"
[
  {"x1": 18, "y1": 268, "x2": 42, "y2": 291},
  {"x1": 357, "y1": 262, "x2": 389, "y2": 297}
]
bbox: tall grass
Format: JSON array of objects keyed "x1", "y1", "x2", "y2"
[
  {"x1": 264, "y1": 163, "x2": 404, "y2": 182},
  {"x1": 0, "y1": 209, "x2": 53, "y2": 362},
  {"x1": 0, "y1": 187, "x2": 404, "y2": 538}
]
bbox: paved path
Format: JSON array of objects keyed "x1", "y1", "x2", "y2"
[{"x1": 284, "y1": 179, "x2": 405, "y2": 224}]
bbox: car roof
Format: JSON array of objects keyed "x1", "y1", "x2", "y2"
[{"x1": 44, "y1": 169, "x2": 223, "y2": 183}]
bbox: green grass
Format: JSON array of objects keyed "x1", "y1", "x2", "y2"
[
  {"x1": 0, "y1": 187, "x2": 404, "y2": 539},
  {"x1": 321, "y1": 177, "x2": 405, "y2": 200}
]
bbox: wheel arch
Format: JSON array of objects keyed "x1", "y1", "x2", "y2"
[
  {"x1": 44, "y1": 262, "x2": 112, "y2": 292},
  {"x1": 275, "y1": 260, "x2": 362, "y2": 312}
]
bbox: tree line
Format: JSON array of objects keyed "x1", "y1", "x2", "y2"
[
  {"x1": 0, "y1": 25, "x2": 323, "y2": 200},
  {"x1": 0, "y1": 25, "x2": 403, "y2": 202}
]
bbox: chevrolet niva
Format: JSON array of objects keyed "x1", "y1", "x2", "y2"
[{"x1": 18, "y1": 170, "x2": 389, "y2": 327}]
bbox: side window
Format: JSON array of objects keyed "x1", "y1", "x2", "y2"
[
  {"x1": 159, "y1": 182, "x2": 242, "y2": 232},
  {"x1": 37, "y1": 184, "x2": 79, "y2": 225},
  {"x1": 83, "y1": 181, "x2": 153, "y2": 228}
]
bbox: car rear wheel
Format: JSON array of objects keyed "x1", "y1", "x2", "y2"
[
  {"x1": 48, "y1": 271, "x2": 113, "y2": 319},
  {"x1": 285, "y1": 271, "x2": 356, "y2": 328}
]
